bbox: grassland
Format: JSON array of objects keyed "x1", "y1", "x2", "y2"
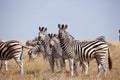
[{"x1": 0, "y1": 41, "x2": 120, "y2": 80}]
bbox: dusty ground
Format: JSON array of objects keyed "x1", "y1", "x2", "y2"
[{"x1": 0, "y1": 41, "x2": 120, "y2": 80}]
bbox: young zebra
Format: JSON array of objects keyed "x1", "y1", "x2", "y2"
[
  {"x1": 0, "y1": 40, "x2": 8, "y2": 71},
  {"x1": 0, "y1": 40, "x2": 30, "y2": 74},
  {"x1": 48, "y1": 33, "x2": 65, "y2": 72},
  {"x1": 28, "y1": 37, "x2": 62, "y2": 71},
  {"x1": 58, "y1": 24, "x2": 112, "y2": 77}
]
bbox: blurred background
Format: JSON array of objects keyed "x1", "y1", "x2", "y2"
[{"x1": 0, "y1": 0, "x2": 120, "y2": 41}]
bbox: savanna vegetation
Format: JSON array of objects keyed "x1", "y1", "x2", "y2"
[{"x1": 0, "y1": 41, "x2": 120, "y2": 80}]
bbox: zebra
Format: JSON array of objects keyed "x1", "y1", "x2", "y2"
[
  {"x1": 0, "y1": 40, "x2": 30, "y2": 74},
  {"x1": 28, "y1": 42, "x2": 45, "y2": 61},
  {"x1": 48, "y1": 33, "x2": 65, "y2": 72},
  {"x1": 0, "y1": 40, "x2": 8, "y2": 71},
  {"x1": 28, "y1": 36, "x2": 62, "y2": 72},
  {"x1": 58, "y1": 24, "x2": 112, "y2": 77},
  {"x1": 58, "y1": 24, "x2": 77, "y2": 76},
  {"x1": 38, "y1": 26, "x2": 52, "y2": 56},
  {"x1": 38, "y1": 26, "x2": 56, "y2": 73}
]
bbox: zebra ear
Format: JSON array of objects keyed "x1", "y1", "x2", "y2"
[
  {"x1": 39, "y1": 26, "x2": 41, "y2": 31},
  {"x1": 61, "y1": 24, "x2": 64, "y2": 29},
  {"x1": 41, "y1": 27, "x2": 45, "y2": 31},
  {"x1": 58, "y1": 24, "x2": 61, "y2": 29},
  {"x1": 45, "y1": 27, "x2": 47, "y2": 31},
  {"x1": 54, "y1": 34, "x2": 57, "y2": 37},
  {"x1": 48, "y1": 33, "x2": 51, "y2": 37},
  {"x1": 65, "y1": 24, "x2": 68, "y2": 29}
]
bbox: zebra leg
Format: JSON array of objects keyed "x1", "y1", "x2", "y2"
[
  {"x1": 0, "y1": 60, "x2": 4, "y2": 70},
  {"x1": 96, "y1": 58, "x2": 103, "y2": 77},
  {"x1": 55, "y1": 58, "x2": 59, "y2": 69},
  {"x1": 49, "y1": 56, "x2": 54, "y2": 73},
  {"x1": 97, "y1": 58, "x2": 107, "y2": 77},
  {"x1": 73, "y1": 62, "x2": 78, "y2": 76},
  {"x1": 0, "y1": 60, "x2": 8, "y2": 71},
  {"x1": 15, "y1": 58, "x2": 23, "y2": 74},
  {"x1": 69, "y1": 58, "x2": 74, "y2": 76},
  {"x1": 60, "y1": 58, "x2": 66, "y2": 73},
  {"x1": 82, "y1": 61, "x2": 88, "y2": 75},
  {"x1": 101, "y1": 61, "x2": 107, "y2": 77},
  {"x1": 4, "y1": 60, "x2": 8, "y2": 71}
]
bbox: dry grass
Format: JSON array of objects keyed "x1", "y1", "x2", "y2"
[{"x1": 0, "y1": 41, "x2": 120, "y2": 80}]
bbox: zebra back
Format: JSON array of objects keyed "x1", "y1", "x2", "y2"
[{"x1": 0, "y1": 40, "x2": 23, "y2": 60}]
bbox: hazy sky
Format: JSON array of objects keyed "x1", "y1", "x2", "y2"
[{"x1": 0, "y1": 0, "x2": 120, "y2": 41}]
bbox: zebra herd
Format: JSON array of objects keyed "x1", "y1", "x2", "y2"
[{"x1": 0, "y1": 24, "x2": 112, "y2": 77}]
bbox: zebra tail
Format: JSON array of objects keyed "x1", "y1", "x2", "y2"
[{"x1": 108, "y1": 49, "x2": 112, "y2": 70}]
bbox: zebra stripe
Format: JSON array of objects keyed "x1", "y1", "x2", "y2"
[
  {"x1": 38, "y1": 26, "x2": 55, "y2": 73},
  {"x1": 58, "y1": 24, "x2": 76, "y2": 76},
  {"x1": 58, "y1": 24, "x2": 112, "y2": 77},
  {"x1": 48, "y1": 33, "x2": 65, "y2": 72},
  {"x1": 38, "y1": 27, "x2": 63, "y2": 73},
  {"x1": 38, "y1": 26, "x2": 52, "y2": 56},
  {"x1": 28, "y1": 44, "x2": 45, "y2": 61},
  {"x1": 0, "y1": 40, "x2": 30, "y2": 74},
  {"x1": 80, "y1": 39, "x2": 112, "y2": 76}
]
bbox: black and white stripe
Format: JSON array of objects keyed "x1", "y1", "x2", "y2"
[
  {"x1": 0, "y1": 40, "x2": 30, "y2": 74},
  {"x1": 58, "y1": 24, "x2": 112, "y2": 77},
  {"x1": 48, "y1": 33, "x2": 65, "y2": 72},
  {"x1": 28, "y1": 43, "x2": 45, "y2": 61},
  {"x1": 58, "y1": 24, "x2": 76, "y2": 76},
  {"x1": 38, "y1": 26, "x2": 54, "y2": 72},
  {"x1": 79, "y1": 38, "x2": 112, "y2": 76}
]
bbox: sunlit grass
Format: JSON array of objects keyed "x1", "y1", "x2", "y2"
[{"x1": 0, "y1": 41, "x2": 120, "y2": 80}]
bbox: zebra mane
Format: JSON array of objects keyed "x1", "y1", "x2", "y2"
[
  {"x1": 39, "y1": 26, "x2": 47, "y2": 32},
  {"x1": 58, "y1": 24, "x2": 68, "y2": 29},
  {"x1": 96, "y1": 36, "x2": 106, "y2": 42},
  {"x1": 48, "y1": 33, "x2": 58, "y2": 38}
]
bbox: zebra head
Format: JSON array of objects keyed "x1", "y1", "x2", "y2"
[
  {"x1": 38, "y1": 26, "x2": 51, "y2": 56},
  {"x1": 58, "y1": 24, "x2": 74, "y2": 41},
  {"x1": 48, "y1": 33, "x2": 59, "y2": 48},
  {"x1": 28, "y1": 44, "x2": 45, "y2": 62},
  {"x1": 28, "y1": 49, "x2": 36, "y2": 61},
  {"x1": 48, "y1": 33, "x2": 62, "y2": 56},
  {"x1": 38, "y1": 26, "x2": 48, "y2": 41}
]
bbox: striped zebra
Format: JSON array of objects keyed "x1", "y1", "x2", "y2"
[
  {"x1": 38, "y1": 27, "x2": 66, "y2": 73},
  {"x1": 28, "y1": 36, "x2": 62, "y2": 71},
  {"x1": 0, "y1": 40, "x2": 30, "y2": 74},
  {"x1": 0, "y1": 40, "x2": 8, "y2": 71},
  {"x1": 58, "y1": 24, "x2": 77, "y2": 76},
  {"x1": 28, "y1": 42, "x2": 45, "y2": 61},
  {"x1": 48, "y1": 33, "x2": 65, "y2": 72},
  {"x1": 38, "y1": 26, "x2": 55, "y2": 72},
  {"x1": 58, "y1": 24, "x2": 112, "y2": 77},
  {"x1": 38, "y1": 26, "x2": 52, "y2": 56}
]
